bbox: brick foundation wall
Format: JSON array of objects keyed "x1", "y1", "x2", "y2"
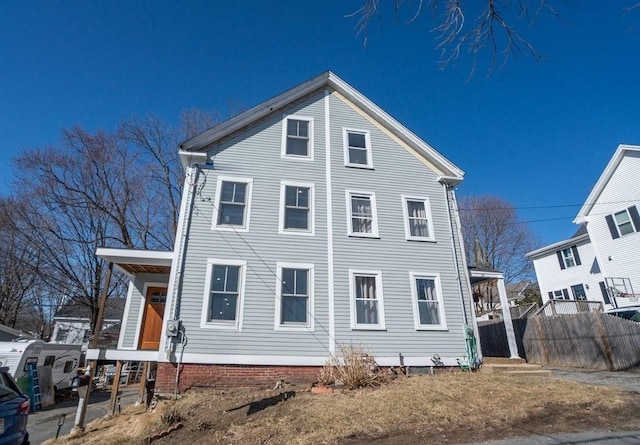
[{"x1": 155, "y1": 363, "x2": 320, "y2": 394}]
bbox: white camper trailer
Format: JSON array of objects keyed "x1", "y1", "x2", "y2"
[{"x1": 0, "y1": 339, "x2": 82, "y2": 392}]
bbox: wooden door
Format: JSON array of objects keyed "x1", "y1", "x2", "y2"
[{"x1": 139, "y1": 287, "x2": 167, "y2": 350}]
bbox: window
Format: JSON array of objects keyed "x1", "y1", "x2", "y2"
[
  {"x1": 556, "y1": 246, "x2": 581, "y2": 270},
  {"x1": 346, "y1": 191, "x2": 379, "y2": 237},
  {"x1": 44, "y1": 355, "x2": 55, "y2": 367},
  {"x1": 402, "y1": 196, "x2": 435, "y2": 241},
  {"x1": 605, "y1": 206, "x2": 640, "y2": 239},
  {"x1": 201, "y1": 259, "x2": 247, "y2": 330},
  {"x1": 23, "y1": 357, "x2": 38, "y2": 372},
  {"x1": 275, "y1": 263, "x2": 314, "y2": 330},
  {"x1": 349, "y1": 270, "x2": 385, "y2": 329},
  {"x1": 64, "y1": 360, "x2": 76, "y2": 373},
  {"x1": 599, "y1": 281, "x2": 612, "y2": 305},
  {"x1": 56, "y1": 328, "x2": 69, "y2": 343},
  {"x1": 213, "y1": 177, "x2": 253, "y2": 231},
  {"x1": 343, "y1": 128, "x2": 373, "y2": 168},
  {"x1": 279, "y1": 181, "x2": 315, "y2": 235},
  {"x1": 571, "y1": 284, "x2": 587, "y2": 301},
  {"x1": 410, "y1": 273, "x2": 447, "y2": 330},
  {"x1": 282, "y1": 115, "x2": 313, "y2": 159}
]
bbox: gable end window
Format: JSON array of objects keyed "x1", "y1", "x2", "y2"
[
  {"x1": 556, "y1": 245, "x2": 581, "y2": 270},
  {"x1": 279, "y1": 181, "x2": 315, "y2": 235},
  {"x1": 275, "y1": 263, "x2": 314, "y2": 331},
  {"x1": 605, "y1": 206, "x2": 640, "y2": 239},
  {"x1": 343, "y1": 128, "x2": 373, "y2": 168},
  {"x1": 402, "y1": 196, "x2": 435, "y2": 241},
  {"x1": 201, "y1": 259, "x2": 246, "y2": 331},
  {"x1": 282, "y1": 116, "x2": 314, "y2": 159},
  {"x1": 213, "y1": 177, "x2": 253, "y2": 232},
  {"x1": 346, "y1": 191, "x2": 379, "y2": 238},
  {"x1": 410, "y1": 273, "x2": 447, "y2": 330},
  {"x1": 349, "y1": 270, "x2": 385, "y2": 330}
]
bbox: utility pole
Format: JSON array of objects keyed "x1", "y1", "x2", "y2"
[{"x1": 72, "y1": 261, "x2": 113, "y2": 433}]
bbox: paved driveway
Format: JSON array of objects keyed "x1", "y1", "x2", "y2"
[
  {"x1": 27, "y1": 388, "x2": 140, "y2": 445},
  {"x1": 547, "y1": 367, "x2": 640, "y2": 393}
]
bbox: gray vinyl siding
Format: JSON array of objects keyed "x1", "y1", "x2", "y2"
[
  {"x1": 329, "y1": 93, "x2": 467, "y2": 358},
  {"x1": 121, "y1": 273, "x2": 169, "y2": 349},
  {"x1": 171, "y1": 87, "x2": 468, "y2": 361},
  {"x1": 175, "y1": 90, "x2": 331, "y2": 357}
]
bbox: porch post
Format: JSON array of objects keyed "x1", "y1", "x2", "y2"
[
  {"x1": 108, "y1": 360, "x2": 124, "y2": 416},
  {"x1": 496, "y1": 277, "x2": 520, "y2": 359}
]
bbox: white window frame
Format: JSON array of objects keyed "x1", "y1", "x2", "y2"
[
  {"x1": 409, "y1": 272, "x2": 447, "y2": 330},
  {"x1": 561, "y1": 247, "x2": 576, "y2": 268},
  {"x1": 343, "y1": 128, "x2": 373, "y2": 169},
  {"x1": 212, "y1": 176, "x2": 253, "y2": 232},
  {"x1": 200, "y1": 258, "x2": 247, "y2": 331},
  {"x1": 401, "y1": 195, "x2": 436, "y2": 242},
  {"x1": 614, "y1": 209, "x2": 635, "y2": 236},
  {"x1": 281, "y1": 115, "x2": 314, "y2": 160},
  {"x1": 274, "y1": 262, "x2": 315, "y2": 331},
  {"x1": 349, "y1": 269, "x2": 386, "y2": 330},
  {"x1": 345, "y1": 190, "x2": 380, "y2": 238},
  {"x1": 278, "y1": 180, "x2": 315, "y2": 236}
]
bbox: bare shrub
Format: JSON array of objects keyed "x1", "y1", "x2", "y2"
[
  {"x1": 317, "y1": 344, "x2": 389, "y2": 390},
  {"x1": 161, "y1": 405, "x2": 183, "y2": 425}
]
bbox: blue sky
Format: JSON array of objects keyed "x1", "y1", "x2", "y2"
[{"x1": 1, "y1": 1, "x2": 640, "y2": 246}]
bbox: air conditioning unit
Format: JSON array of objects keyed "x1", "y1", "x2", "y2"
[{"x1": 166, "y1": 319, "x2": 180, "y2": 337}]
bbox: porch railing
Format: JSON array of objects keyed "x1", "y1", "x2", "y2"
[{"x1": 532, "y1": 299, "x2": 604, "y2": 317}]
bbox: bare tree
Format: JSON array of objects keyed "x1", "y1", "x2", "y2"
[
  {"x1": 459, "y1": 195, "x2": 538, "y2": 283},
  {"x1": 350, "y1": 1, "x2": 638, "y2": 75}
]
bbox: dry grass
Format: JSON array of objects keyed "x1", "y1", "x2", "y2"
[
  {"x1": 318, "y1": 344, "x2": 390, "y2": 389},
  {"x1": 46, "y1": 373, "x2": 640, "y2": 445}
]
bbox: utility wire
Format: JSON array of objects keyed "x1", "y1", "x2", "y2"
[{"x1": 458, "y1": 198, "x2": 638, "y2": 211}]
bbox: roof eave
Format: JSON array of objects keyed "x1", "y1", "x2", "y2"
[{"x1": 525, "y1": 233, "x2": 590, "y2": 259}]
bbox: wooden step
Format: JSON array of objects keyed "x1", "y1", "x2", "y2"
[
  {"x1": 505, "y1": 369, "x2": 554, "y2": 376},
  {"x1": 482, "y1": 357, "x2": 527, "y2": 365}
]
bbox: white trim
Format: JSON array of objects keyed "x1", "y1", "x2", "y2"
[
  {"x1": 274, "y1": 262, "x2": 315, "y2": 331},
  {"x1": 278, "y1": 180, "x2": 316, "y2": 236},
  {"x1": 325, "y1": 92, "x2": 336, "y2": 354},
  {"x1": 409, "y1": 272, "x2": 447, "y2": 330},
  {"x1": 133, "y1": 282, "x2": 169, "y2": 350},
  {"x1": 86, "y1": 348, "x2": 160, "y2": 362},
  {"x1": 151, "y1": 352, "x2": 462, "y2": 367},
  {"x1": 345, "y1": 190, "x2": 380, "y2": 238},
  {"x1": 211, "y1": 176, "x2": 254, "y2": 232},
  {"x1": 526, "y1": 233, "x2": 590, "y2": 259},
  {"x1": 117, "y1": 281, "x2": 135, "y2": 350},
  {"x1": 200, "y1": 258, "x2": 247, "y2": 331},
  {"x1": 342, "y1": 127, "x2": 373, "y2": 169},
  {"x1": 281, "y1": 114, "x2": 314, "y2": 161},
  {"x1": 349, "y1": 269, "x2": 386, "y2": 330},
  {"x1": 159, "y1": 165, "x2": 197, "y2": 353},
  {"x1": 401, "y1": 195, "x2": 436, "y2": 242}
]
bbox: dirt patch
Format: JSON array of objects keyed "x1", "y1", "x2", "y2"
[{"x1": 45, "y1": 373, "x2": 640, "y2": 445}]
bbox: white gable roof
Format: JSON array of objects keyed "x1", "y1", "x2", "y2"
[
  {"x1": 575, "y1": 144, "x2": 640, "y2": 223},
  {"x1": 178, "y1": 71, "x2": 464, "y2": 182}
]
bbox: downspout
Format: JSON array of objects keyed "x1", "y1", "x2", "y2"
[{"x1": 442, "y1": 180, "x2": 483, "y2": 361}]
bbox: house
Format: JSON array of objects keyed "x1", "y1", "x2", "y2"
[
  {"x1": 51, "y1": 297, "x2": 126, "y2": 349},
  {"x1": 527, "y1": 145, "x2": 640, "y2": 310},
  {"x1": 89, "y1": 71, "x2": 488, "y2": 393}
]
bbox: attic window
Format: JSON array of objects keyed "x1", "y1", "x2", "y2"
[
  {"x1": 343, "y1": 128, "x2": 373, "y2": 168},
  {"x1": 282, "y1": 115, "x2": 314, "y2": 160}
]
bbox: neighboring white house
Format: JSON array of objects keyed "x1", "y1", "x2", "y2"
[
  {"x1": 527, "y1": 144, "x2": 640, "y2": 309},
  {"x1": 86, "y1": 71, "x2": 497, "y2": 393},
  {"x1": 51, "y1": 297, "x2": 126, "y2": 349}
]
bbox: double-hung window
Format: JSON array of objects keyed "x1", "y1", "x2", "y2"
[
  {"x1": 402, "y1": 196, "x2": 435, "y2": 241},
  {"x1": 410, "y1": 273, "x2": 446, "y2": 330},
  {"x1": 201, "y1": 259, "x2": 246, "y2": 330},
  {"x1": 556, "y1": 245, "x2": 581, "y2": 269},
  {"x1": 213, "y1": 177, "x2": 253, "y2": 231},
  {"x1": 275, "y1": 263, "x2": 314, "y2": 330},
  {"x1": 279, "y1": 181, "x2": 315, "y2": 235},
  {"x1": 343, "y1": 128, "x2": 373, "y2": 168},
  {"x1": 605, "y1": 206, "x2": 640, "y2": 239},
  {"x1": 282, "y1": 115, "x2": 313, "y2": 159},
  {"x1": 350, "y1": 270, "x2": 385, "y2": 330},
  {"x1": 346, "y1": 191, "x2": 379, "y2": 237}
]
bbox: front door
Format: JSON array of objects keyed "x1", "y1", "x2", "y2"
[{"x1": 139, "y1": 287, "x2": 167, "y2": 350}]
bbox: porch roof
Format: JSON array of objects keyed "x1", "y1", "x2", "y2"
[
  {"x1": 468, "y1": 266, "x2": 504, "y2": 285},
  {"x1": 96, "y1": 247, "x2": 173, "y2": 276}
]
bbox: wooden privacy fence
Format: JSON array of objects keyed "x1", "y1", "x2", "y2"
[{"x1": 524, "y1": 312, "x2": 640, "y2": 371}]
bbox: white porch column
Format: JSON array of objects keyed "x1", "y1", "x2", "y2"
[{"x1": 496, "y1": 278, "x2": 520, "y2": 359}]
